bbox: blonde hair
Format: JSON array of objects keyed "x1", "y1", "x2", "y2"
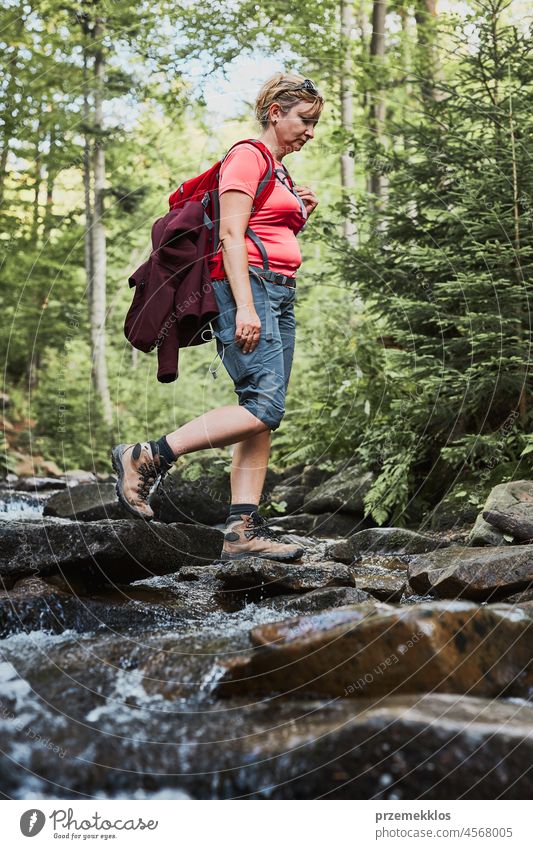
[{"x1": 255, "y1": 72, "x2": 324, "y2": 130}]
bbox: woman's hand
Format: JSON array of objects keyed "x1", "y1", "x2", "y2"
[
  {"x1": 235, "y1": 304, "x2": 261, "y2": 353},
  {"x1": 294, "y1": 185, "x2": 319, "y2": 216}
]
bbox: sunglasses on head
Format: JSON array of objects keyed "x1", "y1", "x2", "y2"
[{"x1": 291, "y1": 78, "x2": 319, "y2": 96}]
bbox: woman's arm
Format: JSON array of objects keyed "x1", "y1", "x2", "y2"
[{"x1": 218, "y1": 189, "x2": 261, "y2": 354}]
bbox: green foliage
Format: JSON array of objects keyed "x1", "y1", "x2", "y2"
[
  {"x1": 277, "y1": 1, "x2": 532, "y2": 524},
  {"x1": 1, "y1": 0, "x2": 530, "y2": 526}
]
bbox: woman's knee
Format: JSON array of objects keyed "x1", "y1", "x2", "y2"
[
  {"x1": 244, "y1": 408, "x2": 273, "y2": 433},
  {"x1": 240, "y1": 397, "x2": 285, "y2": 431}
]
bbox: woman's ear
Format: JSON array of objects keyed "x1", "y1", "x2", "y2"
[{"x1": 269, "y1": 103, "x2": 281, "y2": 124}]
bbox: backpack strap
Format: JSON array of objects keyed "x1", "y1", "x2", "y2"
[
  {"x1": 214, "y1": 139, "x2": 276, "y2": 269},
  {"x1": 274, "y1": 163, "x2": 307, "y2": 221}
]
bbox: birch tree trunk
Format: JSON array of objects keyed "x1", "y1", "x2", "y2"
[
  {"x1": 43, "y1": 122, "x2": 56, "y2": 240},
  {"x1": 90, "y1": 18, "x2": 112, "y2": 426},
  {"x1": 82, "y1": 33, "x2": 94, "y2": 314},
  {"x1": 340, "y1": 0, "x2": 357, "y2": 245},
  {"x1": 31, "y1": 129, "x2": 42, "y2": 243}
]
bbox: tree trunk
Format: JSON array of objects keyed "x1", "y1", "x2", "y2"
[
  {"x1": 43, "y1": 123, "x2": 56, "y2": 240},
  {"x1": 31, "y1": 132, "x2": 42, "y2": 242},
  {"x1": 368, "y1": 0, "x2": 388, "y2": 227},
  {"x1": 0, "y1": 52, "x2": 19, "y2": 209},
  {"x1": 82, "y1": 27, "x2": 94, "y2": 313},
  {"x1": 340, "y1": 0, "x2": 357, "y2": 246},
  {"x1": 90, "y1": 19, "x2": 113, "y2": 427},
  {"x1": 414, "y1": 0, "x2": 440, "y2": 102}
]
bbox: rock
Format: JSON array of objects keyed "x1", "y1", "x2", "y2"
[
  {"x1": 0, "y1": 605, "x2": 532, "y2": 799},
  {"x1": 217, "y1": 600, "x2": 532, "y2": 700},
  {"x1": 43, "y1": 482, "x2": 130, "y2": 521},
  {"x1": 275, "y1": 462, "x2": 306, "y2": 485},
  {"x1": 257, "y1": 586, "x2": 372, "y2": 615},
  {"x1": 1, "y1": 640, "x2": 532, "y2": 800},
  {"x1": 483, "y1": 506, "x2": 533, "y2": 543},
  {"x1": 506, "y1": 587, "x2": 533, "y2": 604},
  {"x1": 152, "y1": 469, "x2": 230, "y2": 525},
  {"x1": 0, "y1": 576, "x2": 201, "y2": 638},
  {"x1": 408, "y1": 544, "x2": 533, "y2": 600},
  {"x1": 326, "y1": 527, "x2": 449, "y2": 564},
  {"x1": 429, "y1": 484, "x2": 481, "y2": 531},
  {"x1": 0, "y1": 519, "x2": 223, "y2": 588},
  {"x1": 266, "y1": 483, "x2": 307, "y2": 513},
  {"x1": 301, "y1": 464, "x2": 334, "y2": 490},
  {"x1": 468, "y1": 480, "x2": 533, "y2": 546},
  {"x1": 152, "y1": 458, "x2": 281, "y2": 525},
  {"x1": 216, "y1": 557, "x2": 356, "y2": 591},
  {"x1": 305, "y1": 466, "x2": 375, "y2": 515},
  {"x1": 351, "y1": 563, "x2": 407, "y2": 601},
  {"x1": 270, "y1": 512, "x2": 370, "y2": 537},
  {"x1": 63, "y1": 469, "x2": 98, "y2": 486},
  {"x1": 14, "y1": 476, "x2": 67, "y2": 492}
]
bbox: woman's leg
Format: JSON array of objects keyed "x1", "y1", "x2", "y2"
[
  {"x1": 164, "y1": 405, "x2": 268, "y2": 458},
  {"x1": 230, "y1": 429, "x2": 272, "y2": 505}
]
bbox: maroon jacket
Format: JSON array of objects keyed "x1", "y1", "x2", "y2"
[{"x1": 125, "y1": 201, "x2": 219, "y2": 382}]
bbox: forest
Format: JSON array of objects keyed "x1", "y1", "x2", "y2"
[{"x1": 1, "y1": 0, "x2": 531, "y2": 527}]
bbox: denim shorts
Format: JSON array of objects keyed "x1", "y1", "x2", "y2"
[{"x1": 210, "y1": 267, "x2": 297, "y2": 431}]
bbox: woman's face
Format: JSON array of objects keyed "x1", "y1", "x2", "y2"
[{"x1": 270, "y1": 101, "x2": 320, "y2": 154}]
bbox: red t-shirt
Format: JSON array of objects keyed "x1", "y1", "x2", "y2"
[{"x1": 211, "y1": 143, "x2": 307, "y2": 278}]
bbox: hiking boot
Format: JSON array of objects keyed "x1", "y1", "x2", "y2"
[
  {"x1": 111, "y1": 441, "x2": 172, "y2": 520},
  {"x1": 220, "y1": 510, "x2": 305, "y2": 562}
]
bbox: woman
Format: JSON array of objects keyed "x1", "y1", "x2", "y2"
[{"x1": 112, "y1": 71, "x2": 324, "y2": 562}]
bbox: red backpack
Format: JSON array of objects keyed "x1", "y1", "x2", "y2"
[
  {"x1": 124, "y1": 138, "x2": 302, "y2": 369},
  {"x1": 168, "y1": 138, "x2": 296, "y2": 280}
]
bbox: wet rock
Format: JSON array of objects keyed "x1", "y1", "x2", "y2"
[
  {"x1": 0, "y1": 575, "x2": 203, "y2": 638},
  {"x1": 408, "y1": 544, "x2": 533, "y2": 600},
  {"x1": 256, "y1": 586, "x2": 372, "y2": 615},
  {"x1": 218, "y1": 600, "x2": 532, "y2": 700},
  {"x1": 326, "y1": 527, "x2": 449, "y2": 564},
  {"x1": 43, "y1": 482, "x2": 130, "y2": 521},
  {"x1": 14, "y1": 476, "x2": 67, "y2": 492},
  {"x1": 0, "y1": 519, "x2": 222, "y2": 588},
  {"x1": 270, "y1": 512, "x2": 370, "y2": 537},
  {"x1": 305, "y1": 466, "x2": 375, "y2": 515},
  {"x1": 351, "y1": 563, "x2": 407, "y2": 601},
  {"x1": 468, "y1": 480, "x2": 533, "y2": 546},
  {"x1": 1, "y1": 620, "x2": 532, "y2": 798},
  {"x1": 215, "y1": 558, "x2": 356, "y2": 599}
]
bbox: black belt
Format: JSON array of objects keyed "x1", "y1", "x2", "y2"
[{"x1": 249, "y1": 265, "x2": 296, "y2": 288}]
